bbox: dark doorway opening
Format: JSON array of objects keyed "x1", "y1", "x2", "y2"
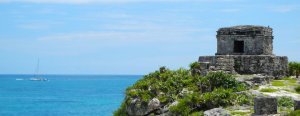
[{"x1": 234, "y1": 41, "x2": 244, "y2": 53}]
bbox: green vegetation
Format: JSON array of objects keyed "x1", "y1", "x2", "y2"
[
  {"x1": 113, "y1": 102, "x2": 127, "y2": 116},
  {"x1": 259, "y1": 88, "x2": 277, "y2": 93},
  {"x1": 114, "y1": 64, "x2": 250, "y2": 115},
  {"x1": 271, "y1": 77, "x2": 298, "y2": 87},
  {"x1": 289, "y1": 62, "x2": 300, "y2": 78},
  {"x1": 189, "y1": 62, "x2": 201, "y2": 76},
  {"x1": 272, "y1": 80, "x2": 285, "y2": 86},
  {"x1": 230, "y1": 111, "x2": 251, "y2": 115},
  {"x1": 190, "y1": 111, "x2": 204, "y2": 116},
  {"x1": 277, "y1": 96, "x2": 294, "y2": 108},
  {"x1": 253, "y1": 85, "x2": 259, "y2": 90},
  {"x1": 289, "y1": 110, "x2": 300, "y2": 116},
  {"x1": 295, "y1": 86, "x2": 300, "y2": 93},
  {"x1": 283, "y1": 77, "x2": 297, "y2": 83}
]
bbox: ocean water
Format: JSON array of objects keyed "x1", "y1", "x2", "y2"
[{"x1": 0, "y1": 75, "x2": 142, "y2": 116}]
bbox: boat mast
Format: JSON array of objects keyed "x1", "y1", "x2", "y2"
[{"x1": 35, "y1": 58, "x2": 40, "y2": 77}]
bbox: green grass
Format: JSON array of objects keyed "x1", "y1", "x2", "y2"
[
  {"x1": 289, "y1": 110, "x2": 300, "y2": 116},
  {"x1": 283, "y1": 77, "x2": 292, "y2": 80},
  {"x1": 260, "y1": 88, "x2": 277, "y2": 93},
  {"x1": 272, "y1": 80, "x2": 285, "y2": 86},
  {"x1": 288, "y1": 79, "x2": 297, "y2": 83},
  {"x1": 283, "y1": 89, "x2": 294, "y2": 93},
  {"x1": 230, "y1": 111, "x2": 251, "y2": 115},
  {"x1": 271, "y1": 78, "x2": 298, "y2": 87},
  {"x1": 253, "y1": 85, "x2": 259, "y2": 90}
]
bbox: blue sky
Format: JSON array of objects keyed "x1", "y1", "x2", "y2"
[{"x1": 0, "y1": 0, "x2": 299, "y2": 75}]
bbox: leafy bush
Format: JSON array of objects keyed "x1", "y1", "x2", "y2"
[
  {"x1": 277, "y1": 96, "x2": 294, "y2": 108},
  {"x1": 114, "y1": 65, "x2": 250, "y2": 116},
  {"x1": 289, "y1": 110, "x2": 300, "y2": 116},
  {"x1": 289, "y1": 62, "x2": 300, "y2": 78},
  {"x1": 201, "y1": 88, "x2": 235, "y2": 108},
  {"x1": 201, "y1": 72, "x2": 247, "y2": 92},
  {"x1": 295, "y1": 86, "x2": 300, "y2": 93},
  {"x1": 169, "y1": 95, "x2": 193, "y2": 115},
  {"x1": 170, "y1": 88, "x2": 250, "y2": 114},
  {"x1": 170, "y1": 92, "x2": 203, "y2": 115},
  {"x1": 189, "y1": 62, "x2": 201, "y2": 76},
  {"x1": 259, "y1": 88, "x2": 277, "y2": 93},
  {"x1": 113, "y1": 102, "x2": 127, "y2": 116}
]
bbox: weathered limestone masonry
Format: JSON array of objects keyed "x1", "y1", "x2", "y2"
[{"x1": 199, "y1": 25, "x2": 288, "y2": 77}]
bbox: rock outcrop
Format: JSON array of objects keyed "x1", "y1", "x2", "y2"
[
  {"x1": 204, "y1": 108, "x2": 230, "y2": 116},
  {"x1": 253, "y1": 96, "x2": 278, "y2": 115}
]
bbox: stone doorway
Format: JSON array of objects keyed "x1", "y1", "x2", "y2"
[{"x1": 234, "y1": 40, "x2": 244, "y2": 53}]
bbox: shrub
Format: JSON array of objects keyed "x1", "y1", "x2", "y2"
[
  {"x1": 202, "y1": 88, "x2": 251, "y2": 108},
  {"x1": 277, "y1": 96, "x2": 294, "y2": 108},
  {"x1": 295, "y1": 86, "x2": 300, "y2": 93},
  {"x1": 113, "y1": 102, "x2": 127, "y2": 116},
  {"x1": 202, "y1": 72, "x2": 247, "y2": 92},
  {"x1": 289, "y1": 110, "x2": 300, "y2": 116},
  {"x1": 169, "y1": 95, "x2": 193, "y2": 115},
  {"x1": 202, "y1": 88, "x2": 234, "y2": 108},
  {"x1": 189, "y1": 62, "x2": 202, "y2": 76},
  {"x1": 115, "y1": 66, "x2": 251, "y2": 116},
  {"x1": 259, "y1": 88, "x2": 277, "y2": 93},
  {"x1": 289, "y1": 62, "x2": 300, "y2": 78}
]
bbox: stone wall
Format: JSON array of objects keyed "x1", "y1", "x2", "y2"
[
  {"x1": 198, "y1": 55, "x2": 288, "y2": 77},
  {"x1": 216, "y1": 25, "x2": 273, "y2": 55}
]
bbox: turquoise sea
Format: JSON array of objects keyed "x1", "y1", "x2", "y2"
[{"x1": 0, "y1": 75, "x2": 142, "y2": 116}]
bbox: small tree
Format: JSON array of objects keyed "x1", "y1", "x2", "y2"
[
  {"x1": 159, "y1": 66, "x2": 167, "y2": 73},
  {"x1": 189, "y1": 62, "x2": 201, "y2": 76},
  {"x1": 289, "y1": 62, "x2": 300, "y2": 78}
]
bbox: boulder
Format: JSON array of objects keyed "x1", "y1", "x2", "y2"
[
  {"x1": 148, "y1": 98, "x2": 160, "y2": 111},
  {"x1": 204, "y1": 108, "x2": 230, "y2": 116},
  {"x1": 294, "y1": 99, "x2": 300, "y2": 110},
  {"x1": 251, "y1": 74, "x2": 273, "y2": 85},
  {"x1": 126, "y1": 98, "x2": 148, "y2": 116},
  {"x1": 253, "y1": 96, "x2": 277, "y2": 115}
]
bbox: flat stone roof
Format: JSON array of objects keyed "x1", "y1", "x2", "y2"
[{"x1": 217, "y1": 25, "x2": 273, "y2": 35}]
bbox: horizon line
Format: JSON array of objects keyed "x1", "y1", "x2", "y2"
[{"x1": 0, "y1": 73, "x2": 144, "y2": 76}]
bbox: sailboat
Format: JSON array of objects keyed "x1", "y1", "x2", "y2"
[{"x1": 29, "y1": 58, "x2": 48, "y2": 81}]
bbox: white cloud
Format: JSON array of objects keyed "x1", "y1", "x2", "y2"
[
  {"x1": 0, "y1": 0, "x2": 242, "y2": 4},
  {"x1": 17, "y1": 21, "x2": 64, "y2": 30},
  {"x1": 269, "y1": 5, "x2": 297, "y2": 13},
  {"x1": 37, "y1": 20, "x2": 213, "y2": 44}
]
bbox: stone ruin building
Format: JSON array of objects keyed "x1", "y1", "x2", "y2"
[{"x1": 198, "y1": 25, "x2": 288, "y2": 78}]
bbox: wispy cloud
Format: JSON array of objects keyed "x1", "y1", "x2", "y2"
[
  {"x1": 269, "y1": 5, "x2": 297, "y2": 13},
  {"x1": 17, "y1": 21, "x2": 64, "y2": 30},
  {"x1": 0, "y1": 0, "x2": 242, "y2": 4}
]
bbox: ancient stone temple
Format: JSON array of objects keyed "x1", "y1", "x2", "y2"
[{"x1": 198, "y1": 25, "x2": 288, "y2": 78}]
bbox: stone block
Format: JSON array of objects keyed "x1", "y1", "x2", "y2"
[
  {"x1": 294, "y1": 99, "x2": 300, "y2": 110},
  {"x1": 253, "y1": 96, "x2": 277, "y2": 115}
]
